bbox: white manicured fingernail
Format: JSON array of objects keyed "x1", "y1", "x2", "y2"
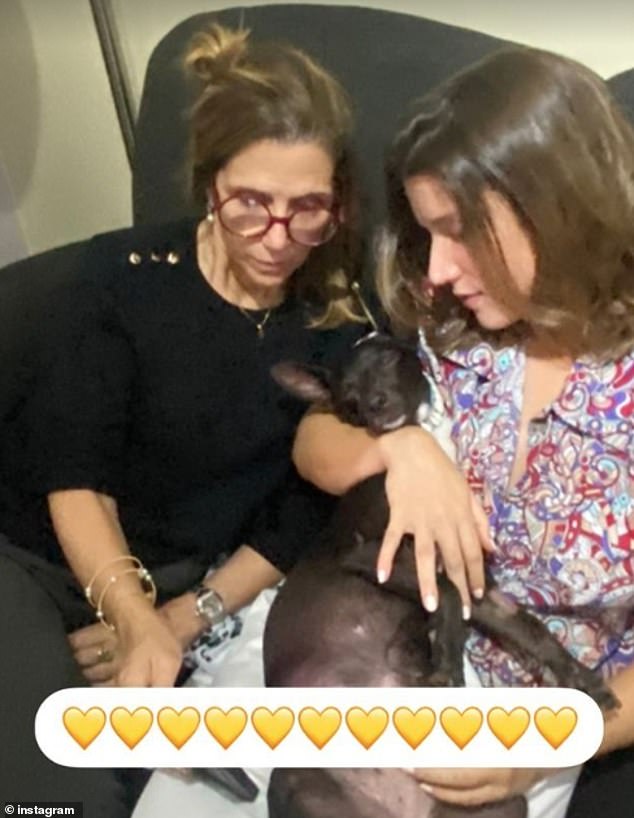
[
  {"x1": 420, "y1": 783, "x2": 433, "y2": 793},
  {"x1": 424, "y1": 595, "x2": 437, "y2": 612},
  {"x1": 463, "y1": 605, "x2": 471, "y2": 620},
  {"x1": 377, "y1": 569, "x2": 388, "y2": 584},
  {"x1": 473, "y1": 587, "x2": 484, "y2": 599}
]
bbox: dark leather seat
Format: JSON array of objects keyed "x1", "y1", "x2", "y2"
[{"x1": 1, "y1": 8, "x2": 633, "y2": 814}]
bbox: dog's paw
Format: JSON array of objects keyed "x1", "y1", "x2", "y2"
[{"x1": 570, "y1": 668, "x2": 620, "y2": 711}]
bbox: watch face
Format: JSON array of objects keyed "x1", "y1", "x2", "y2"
[{"x1": 196, "y1": 587, "x2": 225, "y2": 624}]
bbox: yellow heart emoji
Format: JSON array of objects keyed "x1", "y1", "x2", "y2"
[
  {"x1": 157, "y1": 707, "x2": 200, "y2": 749},
  {"x1": 204, "y1": 707, "x2": 248, "y2": 749},
  {"x1": 440, "y1": 707, "x2": 483, "y2": 749},
  {"x1": 251, "y1": 707, "x2": 295, "y2": 749},
  {"x1": 110, "y1": 707, "x2": 153, "y2": 749},
  {"x1": 345, "y1": 707, "x2": 389, "y2": 749},
  {"x1": 487, "y1": 707, "x2": 530, "y2": 749},
  {"x1": 62, "y1": 707, "x2": 106, "y2": 749},
  {"x1": 534, "y1": 707, "x2": 577, "y2": 749},
  {"x1": 392, "y1": 707, "x2": 436, "y2": 749},
  {"x1": 298, "y1": 707, "x2": 342, "y2": 749}
]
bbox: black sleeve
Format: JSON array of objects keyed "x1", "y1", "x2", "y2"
[
  {"x1": 26, "y1": 238, "x2": 135, "y2": 496},
  {"x1": 245, "y1": 318, "x2": 370, "y2": 573},
  {"x1": 247, "y1": 466, "x2": 335, "y2": 573}
]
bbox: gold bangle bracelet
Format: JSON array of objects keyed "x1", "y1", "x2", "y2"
[
  {"x1": 95, "y1": 566, "x2": 157, "y2": 632},
  {"x1": 85, "y1": 555, "x2": 145, "y2": 607}
]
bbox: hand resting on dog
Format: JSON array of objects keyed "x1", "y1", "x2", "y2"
[{"x1": 264, "y1": 334, "x2": 618, "y2": 818}]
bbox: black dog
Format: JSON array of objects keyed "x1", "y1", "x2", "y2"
[{"x1": 264, "y1": 333, "x2": 617, "y2": 818}]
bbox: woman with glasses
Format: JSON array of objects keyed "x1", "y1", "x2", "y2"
[{"x1": 0, "y1": 22, "x2": 366, "y2": 815}]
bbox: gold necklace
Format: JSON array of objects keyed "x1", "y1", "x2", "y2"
[
  {"x1": 197, "y1": 223, "x2": 273, "y2": 338},
  {"x1": 237, "y1": 306, "x2": 273, "y2": 339}
]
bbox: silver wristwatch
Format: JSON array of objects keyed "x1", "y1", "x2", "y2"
[{"x1": 194, "y1": 585, "x2": 226, "y2": 627}]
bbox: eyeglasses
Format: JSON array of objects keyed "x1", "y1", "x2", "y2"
[{"x1": 211, "y1": 189, "x2": 339, "y2": 247}]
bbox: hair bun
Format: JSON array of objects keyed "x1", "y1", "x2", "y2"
[{"x1": 185, "y1": 23, "x2": 250, "y2": 84}]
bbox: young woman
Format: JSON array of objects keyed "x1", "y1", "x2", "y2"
[
  {"x1": 0, "y1": 23, "x2": 367, "y2": 815},
  {"x1": 294, "y1": 46, "x2": 634, "y2": 817}
]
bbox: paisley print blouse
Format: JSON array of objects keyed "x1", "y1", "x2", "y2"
[{"x1": 419, "y1": 336, "x2": 634, "y2": 686}]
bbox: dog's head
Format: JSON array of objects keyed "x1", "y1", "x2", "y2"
[{"x1": 272, "y1": 333, "x2": 430, "y2": 435}]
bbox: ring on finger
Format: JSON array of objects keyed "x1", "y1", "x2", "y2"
[{"x1": 96, "y1": 645, "x2": 114, "y2": 664}]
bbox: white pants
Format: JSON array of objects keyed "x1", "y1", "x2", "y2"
[
  {"x1": 134, "y1": 592, "x2": 580, "y2": 818},
  {"x1": 132, "y1": 590, "x2": 274, "y2": 818}
]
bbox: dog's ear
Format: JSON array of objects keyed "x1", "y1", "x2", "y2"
[{"x1": 271, "y1": 361, "x2": 332, "y2": 404}]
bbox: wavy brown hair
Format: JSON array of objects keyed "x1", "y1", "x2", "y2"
[
  {"x1": 184, "y1": 23, "x2": 365, "y2": 328},
  {"x1": 377, "y1": 46, "x2": 634, "y2": 359}
]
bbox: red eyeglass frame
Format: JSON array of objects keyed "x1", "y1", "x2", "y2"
[{"x1": 209, "y1": 187, "x2": 340, "y2": 246}]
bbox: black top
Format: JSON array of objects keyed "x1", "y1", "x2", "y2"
[{"x1": 18, "y1": 219, "x2": 365, "y2": 572}]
